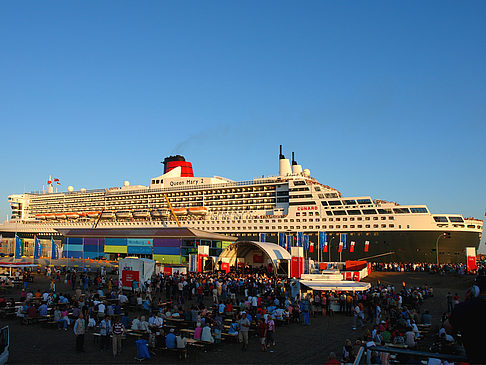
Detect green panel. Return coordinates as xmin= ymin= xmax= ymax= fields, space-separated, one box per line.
xmin=222 ymin=241 xmax=232 ymax=249
xmin=104 ymin=245 xmax=127 ymax=254
xmin=153 ymin=254 xmax=181 ymax=265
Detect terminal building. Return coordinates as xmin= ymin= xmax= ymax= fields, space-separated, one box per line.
xmin=56 ymin=227 xmax=235 ymax=264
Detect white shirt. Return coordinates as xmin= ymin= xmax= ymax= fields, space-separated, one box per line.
xmin=98 ymin=303 xmax=106 ymax=314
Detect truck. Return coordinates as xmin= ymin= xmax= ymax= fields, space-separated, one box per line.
xmin=118 ymin=257 xmax=155 ymax=290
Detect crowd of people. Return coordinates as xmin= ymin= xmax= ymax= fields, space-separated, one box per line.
xmin=0 ymin=263 xmax=483 ymax=364
xmin=372 ymin=261 xmax=486 ymax=275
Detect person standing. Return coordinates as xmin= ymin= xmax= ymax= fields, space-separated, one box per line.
xmin=112 ymin=317 xmax=126 ymax=358
xmin=74 ymin=313 xmax=86 ymax=352
xmin=238 ymin=312 xmax=251 ymax=351
xmin=100 ymin=315 xmax=112 ymax=351
xmin=266 ymin=316 xmax=276 ymax=348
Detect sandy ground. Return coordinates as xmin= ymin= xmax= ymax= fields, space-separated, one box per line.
xmin=0 ymin=271 xmax=474 ymax=364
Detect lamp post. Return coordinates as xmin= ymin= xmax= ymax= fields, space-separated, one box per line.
xmin=436 ymin=232 xmax=446 ymax=265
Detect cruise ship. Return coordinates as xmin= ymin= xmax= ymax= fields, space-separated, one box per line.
xmin=1 ymin=146 xmax=483 ymax=263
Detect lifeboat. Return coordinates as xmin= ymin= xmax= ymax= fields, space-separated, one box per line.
xmin=116 ymin=210 xmax=132 ymax=219
xmin=151 ymin=209 xmax=169 ymax=218
xmin=100 ymin=211 xmax=115 ymax=219
xmin=35 ymin=214 xmax=46 ymax=220
xmin=172 ymin=207 xmax=187 ymax=216
xmin=133 ymin=210 xmax=150 ymax=219
xmin=188 ymin=206 xmax=208 ymax=216
xmin=79 ymin=212 xmax=87 ymax=218
xmin=65 ymin=212 xmax=80 ymax=219
xmin=87 ymin=211 xmax=101 ymax=219
xmin=45 ymin=213 xmax=56 ymax=220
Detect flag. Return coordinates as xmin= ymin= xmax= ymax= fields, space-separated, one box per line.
xmin=34 ymin=236 xmax=41 ymax=259
xmin=318 ymin=232 xmax=327 ymax=252
xmin=54 ymin=178 xmax=59 ymax=181
xmin=278 ymin=232 xmax=285 ymax=248
xmin=350 ymin=241 xmax=355 ymax=253
xmin=297 ymin=232 xmax=304 ymax=248
xmin=286 ymin=235 xmax=292 ymax=251
xmin=51 ymin=238 xmax=59 ymax=260
xmin=340 ymin=233 xmax=347 ymax=249
xmin=364 ymin=240 xmax=370 ymax=252
xmin=338 ymin=241 xmax=343 ymax=253
xmin=14 ymin=235 xmax=23 ymax=259
xmin=309 ymin=240 xmax=314 ymax=253
xmin=259 ymin=233 xmax=267 ymax=242
xmin=303 ymin=235 xmax=309 ymax=251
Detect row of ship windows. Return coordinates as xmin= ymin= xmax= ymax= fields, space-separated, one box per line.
xmin=196 ymin=223 xmax=402 ymax=230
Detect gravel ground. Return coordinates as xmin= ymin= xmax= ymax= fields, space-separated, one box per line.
xmin=0 ymin=271 xmax=473 ymax=364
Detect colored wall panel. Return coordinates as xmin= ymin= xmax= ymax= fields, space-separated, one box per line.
xmin=84 ymin=238 xmax=99 ymax=245
xmin=127 ymin=238 xmax=151 ymax=246
xmin=84 ymin=252 xmax=102 ymax=259
xmin=67 ymin=237 xmax=83 ymax=245
xmin=127 ymin=246 xmax=153 ymax=255
xmin=105 ymin=238 xmax=127 ymax=246
xmin=153 ymin=246 xmax=180 ymax=255
xmin=153 ymin=239 xmax=180 ymax=247
xmin=104 ymin=245 xmax=127 ymax=254
xmin=64 ymin=244 xmax=83 ymax=252
xmin=84 ymin=244 xmax=99 ymax=252
xmin=65 ymin=251 xmax=83 ymax=259
xmin=153 ymin=254 xmax=181 ymax=264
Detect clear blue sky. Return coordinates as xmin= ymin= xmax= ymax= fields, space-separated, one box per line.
xmin=1 ymin=1 xmax=485 ymax=246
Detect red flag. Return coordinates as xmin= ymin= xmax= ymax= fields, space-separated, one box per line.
xmin=54 ymin=178 xmax=59 ymax=182
xmin=350 ymin=241 xmax=355 ymax=253
xmin=323 ymin=242 xmax=328 ymax=253
xmin=338 ymin=242 xmax=343 ymax=253
xmin=47 ymin=180 xmax=52 ymax=184
xmin=309 ymin=241 xmax=314 ymax=253
xmin=364 ymin=240 xmax=369 ymax=252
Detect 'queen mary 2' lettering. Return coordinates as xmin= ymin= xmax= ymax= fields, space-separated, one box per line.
xmin=297 ymin=206 xmax=318 ymax=211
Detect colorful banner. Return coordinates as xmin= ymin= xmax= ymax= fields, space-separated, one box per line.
xmin=318 ymin=232 xmax=327 ymax=251
xmin=350 ymin=241 xmax=355 ymax=253
xmin=303 ymin=235 xmax=309 ymax=251
xmin=51 ymin=239 xmax=59 ymax=260
xmin=286 ymin=235 xmax=292 ymax=251
xmin=259 ymin=233 xmax=267 ymax=242
xmin=14 ymin=235 xmax=23 ymax=259
xmin=297 ymin=232 xmax=304 ymax=248
xmin=364 ymin=240 xmax=370 ymax=252
xmin=309 ymin=240 xmax=314 ymax=253
xmin=340 ymin=233 xmax=347 ymax=250
xmin=338 ymin=241 xmax=343 ymax=253
xmin=278 ymin=232 xmax=285 ymax=248
xmin=34 ymin=236 xmax=41 ymax=259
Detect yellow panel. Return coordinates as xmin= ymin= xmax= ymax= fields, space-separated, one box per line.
xmin=104 ymin=245 xmax=127 ymax=254
xmin=153 ymin=254 xmax=181 ymax=265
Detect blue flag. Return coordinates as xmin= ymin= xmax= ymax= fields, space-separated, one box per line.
xmin=14 ymin=235 xmax=23 ymax=259
xmin=304 ymin=235 xmax=310 ymax=251
xmin=259 ymin=233 xmax=267 ymax=242
xmin=51 ymin=239 xmax=59 ymax=260
xmin=286 ymin=235 xmax=292 ymax=251
xmin=297 ymin=232 xmax=304 ymax=247
xmin=34 ymin=236 xmax=41 ymax=259
xmin=340 ymin=233 xmax=347 ymax=249
xmin=318 ymin=232 xmax=327 ymax=250
xmin=278 ymin=232 xmax=285 ymax=248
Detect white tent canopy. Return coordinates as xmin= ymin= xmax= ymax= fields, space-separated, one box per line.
xmin=299 ymin=280 xmax=371 ymax=292
xmin=217 ymin=241 xmax=291 ymax=275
